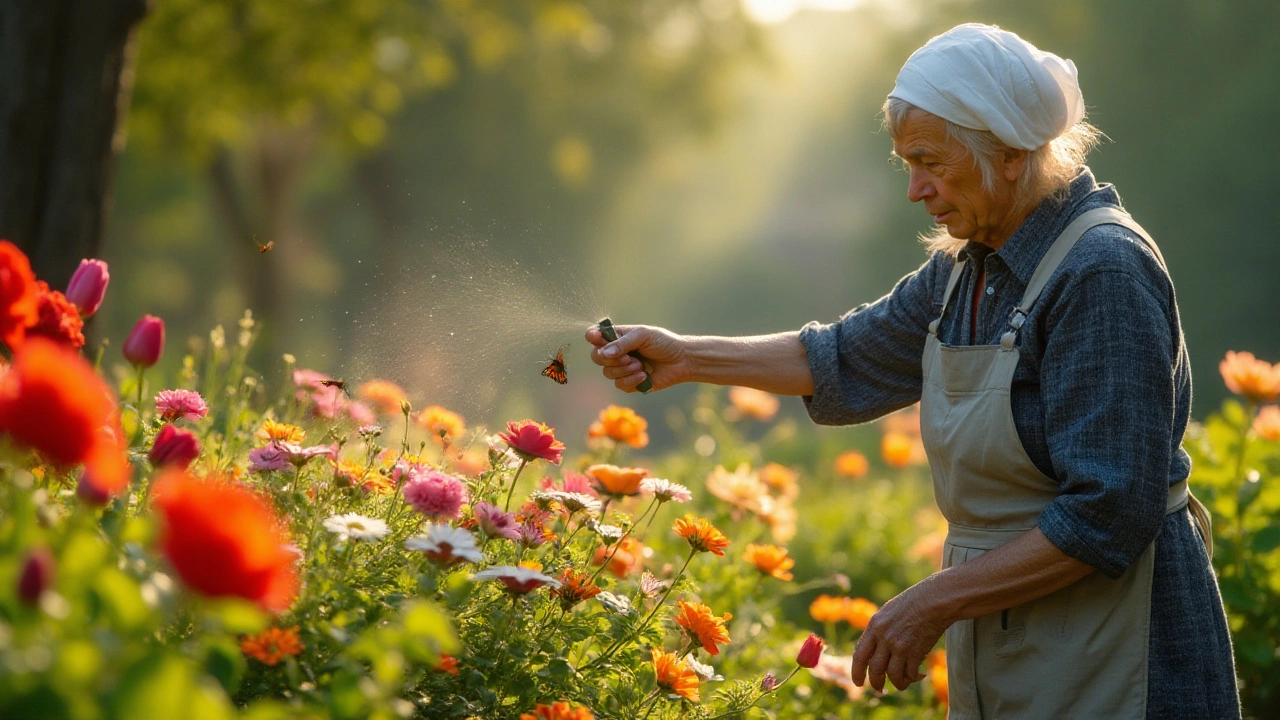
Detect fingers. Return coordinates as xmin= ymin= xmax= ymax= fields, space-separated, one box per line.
xmin=886 ymin=656 xmax=910 ymax=691
xmin=850 ymin=633 xmax=875 ymax=686
xmin=601 ymin=358 xmax=644 ymax=381
xmin=865 ymin=645 xmax=891 ymax=693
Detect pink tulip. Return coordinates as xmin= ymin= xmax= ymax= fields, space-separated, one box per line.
xmin=64 ymin=259 xmax=109 ymax=317
xmin=149 ymin=424 xmax=201 ymax=469
xmin=122 ymin=315 xmax=164 ymax=368
xmin=17 ymin=548 xmax=55 ymax=605
xmin=796 ymin=633 xmax=825 ymax=669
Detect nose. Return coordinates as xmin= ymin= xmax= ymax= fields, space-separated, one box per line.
xmin=907 ymin=166 xmax=934 ymax=203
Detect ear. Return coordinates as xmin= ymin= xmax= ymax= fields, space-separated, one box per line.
xmin=1001 ymin=147 xmax=1029 ymax=182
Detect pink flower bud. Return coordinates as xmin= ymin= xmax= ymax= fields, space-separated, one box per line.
xmin=796 ymin=633 xmax=825 ymax=669
xmin=760 ymin=672 xmax=779 ymax=692
xmin=149 ymin=424 xmax=200 ymax=469
xmin=122 ymin=315 xmax=164 ymax=368
xmin=64 ymin=259 xmax=109 ymax=317
xmin=18 ymin=548 xmax=55 ymax=605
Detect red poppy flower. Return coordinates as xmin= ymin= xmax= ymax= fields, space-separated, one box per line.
xmin=0 ymin=338 xmax=128 ymax=494
xmin=151 ymin=470 xmax=299 ymax=612
xmin=0 ymin=241 xmax=40 ymax=350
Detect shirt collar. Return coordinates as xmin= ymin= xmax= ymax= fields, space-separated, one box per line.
xmin=961 ymin=167 xmax=1121 ymax=285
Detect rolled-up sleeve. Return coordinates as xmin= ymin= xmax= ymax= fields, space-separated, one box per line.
xmin=798 ymin=256 xmax=947 ymax=425
xmin=1036 ymin=266 xmax=1178 ymax=578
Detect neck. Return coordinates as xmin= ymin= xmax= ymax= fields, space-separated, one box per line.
xmin=975 ymin=206 xmax=1031 ymax=251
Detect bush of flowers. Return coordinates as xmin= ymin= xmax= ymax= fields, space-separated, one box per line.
xmin=0 ymin=239 xmax=1273 ymax=718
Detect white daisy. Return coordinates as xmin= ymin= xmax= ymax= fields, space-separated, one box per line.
xmin=685 ymin=655 xmax=723 ymax=682
xmin=471 ymin=566 xmax=561 ymax=595
xmin=323 ymin=513 xmax=389 ymax=541
xmin=588 ymin=520 xmax=626 ymax=541
xmin=640 ymin=477 xmax=692 ymax=503
xmin=405 ymin=524 xmax=485 ymax=565
xmin=544 ymin=490 xmax=602 ymax=517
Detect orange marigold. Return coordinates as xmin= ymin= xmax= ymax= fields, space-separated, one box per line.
xmin=809 ymin=594 xmax=846 ymax=624
xmin=927 ymin=649 xmax=948 ymax=706
xmin=587 ymin=404 xmax=649 ymax=448
xmin=357 ymin=379 xmax=408 ymax=416
xmin=727 ymin=386 xmax=779 ymax=421
xmin=675 ymin=600 xmax=732 ymax=655
xmin=256 ymin=419 xmax=305 ymax=443
xmin=881 ymin=432 xmax=914 ymax=468
xmin=651 ymin=648 xmax=700 ymax=702
xmin=416 ymin=405 xmax=466 ymax=444
xmin=673 ymin=515 xmax=730 ymax=556
xmin=521 ymin=702 xmax=595 ymax=720
xmin=759 ymin=462 xmax=799 ymax=499
xmin=585 ymin=463 xmax=648 ymax=497
xmin=552 ymin=567 xmax=602 ymax=611
xmin=743 ymin=543 xmax=795 ymax=581
xmin=834 ymin=450 xmax=869 ymax=479
xmin=591 ymin=536 xmax=645 ymax=578
xmin=26 ymin=281 xmax=85 ymax=350
xmin=0 ymin=240 xmax=39 ymax=350
xmin=1220 ymin=351 xmax=1280 ymax=404
xmin=845 ymin=597 xmax=878 ymax=630
xmin=241 ymin=626 xmax=303 ymax=666
xmin=1255 ymin=405 xmax=1280 ymax=442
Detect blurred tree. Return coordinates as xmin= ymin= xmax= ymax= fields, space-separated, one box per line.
xmin=123 ymin=0 xmax=760 ymax=357
xmin=0 ymin=0 xmax=149 ymax=288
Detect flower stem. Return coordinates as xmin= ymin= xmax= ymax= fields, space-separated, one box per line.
xmin=503 ymin=458 xmax=529 ymax=512
xmin=587 ymin=549 xmax=696 ymax=671
xmin=588 ymin=498 xmax=657 ymax=585
xmin=701 ymin=666 xmax=801 ymax=720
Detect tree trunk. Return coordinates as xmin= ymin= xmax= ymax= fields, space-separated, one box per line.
xmin=0 ymin=0 xmax=148 ymax=288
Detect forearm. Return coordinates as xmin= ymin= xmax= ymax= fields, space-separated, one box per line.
xmin=682 ymin=331 xmax=815 ymax=396
xmin=925 ymin=527 xmax=1094 ymax=625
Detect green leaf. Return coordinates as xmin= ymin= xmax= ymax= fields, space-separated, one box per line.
xmin=204 ymin=639 xmax=246 ymax=695
xmin=108 ymin=652 xmax=233 ymax=720
xmin=93 ymin=568 xmax=149 ymax=633
xmin=1250 ymin=525 xmax=1280 ymax=554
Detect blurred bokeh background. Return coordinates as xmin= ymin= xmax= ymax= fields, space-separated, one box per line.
xmin=61 ymin=0 xmax=1280 ymax=442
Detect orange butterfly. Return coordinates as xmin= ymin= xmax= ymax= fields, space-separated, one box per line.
xmin=541 ymin=346 xmax=568 ymax=385
xmin=253 ymin=235 xmax=275 ymax=253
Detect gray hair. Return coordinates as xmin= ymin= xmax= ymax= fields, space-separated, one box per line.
xmin=882 ymin=97 xmax=1104 ymax=254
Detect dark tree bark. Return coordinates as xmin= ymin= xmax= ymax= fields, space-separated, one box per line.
xmin=0 ymin=0 xmax=148 ymax=288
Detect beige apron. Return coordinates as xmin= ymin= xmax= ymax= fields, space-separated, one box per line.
xmin=919 ymin=207 xmax=1199 ymax=719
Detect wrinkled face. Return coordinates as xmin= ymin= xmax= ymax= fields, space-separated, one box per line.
xmin=892 ymin=109 xmax=1023 ymax=248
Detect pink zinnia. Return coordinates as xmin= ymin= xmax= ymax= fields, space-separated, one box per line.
xmin=403 ymin=469 xmax=468 ymax=520
xmin=539 ymin=470 xmax=598 ymax=497
xmin=472 ymin=501 xmax=521 ymax=541
xmin=498 ymin=419 xmax=565 ymax=465
xmin=155 ymin=389 xmax=209 ymax=422
xmin=248 ymin=444 xmax=292 ymax=473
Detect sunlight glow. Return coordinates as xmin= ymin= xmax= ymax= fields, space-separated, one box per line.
xmin=741 ymin=0 xmax=866 ymax=25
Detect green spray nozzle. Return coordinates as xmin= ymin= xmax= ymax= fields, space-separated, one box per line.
xmin=596 ymin=318 xmax=653 ymax=394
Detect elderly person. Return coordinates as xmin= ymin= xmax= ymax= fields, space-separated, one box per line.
xmin=586 ymin=23 xmax=1239 ymax=719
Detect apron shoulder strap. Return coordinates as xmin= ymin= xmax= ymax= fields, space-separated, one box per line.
xmin=999 ymin=206 xmax=1166 ymax=349
xmin=928 ymin=257 xmax=967 ymax=336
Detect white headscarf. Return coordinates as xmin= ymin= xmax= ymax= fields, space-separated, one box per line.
xmin=888 ymin=23 xmax=1085 ymax=151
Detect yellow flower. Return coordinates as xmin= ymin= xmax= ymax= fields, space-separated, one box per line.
xmin=416 ymin=405 xmax=466 ymax=444
xmin=587 ymin=405 xmax=649 ymax=448
xmin=743 ymin=543 xmax=794 ymax=581
xmin=356 ymin=379 xmax=408 ymax=416
xmin=241 ymin=626 xmax=303 ymax=666
xmin=256 ymin=419 xmax=304 ymax=443
xmin=651 ymin=648 xmax=700 ymax=702
xmin=673 ymin=515 xmax=731 ymax=556
xmin=834 ymin=451 xmax=869 ymax=479
xmin=1255 ymin=405 xmax=1280 ymax=442
xmin=728 ymin=386 xmax=780 ymax=421
xmin=1220 ymin=351 xmax=1280 ymax=403
xmin=674 ymin=600 xmax=733 ymax=655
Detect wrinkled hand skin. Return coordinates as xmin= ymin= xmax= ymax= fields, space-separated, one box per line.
xmin=851 ymin=580 xmax=950 ymax=692
xmin=584 ymin=324 xmax=689 ymax=393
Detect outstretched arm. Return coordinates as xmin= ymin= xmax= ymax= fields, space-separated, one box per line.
xmin=585 ymin=325 xmax=814 ymax=396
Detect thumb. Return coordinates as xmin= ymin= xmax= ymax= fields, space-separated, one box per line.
xmin=601 ymin=325 xmax=646 ymax=358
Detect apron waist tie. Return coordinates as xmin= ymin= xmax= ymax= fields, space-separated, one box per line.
xmin=946 ymin=480 xmax=1191 ymax=552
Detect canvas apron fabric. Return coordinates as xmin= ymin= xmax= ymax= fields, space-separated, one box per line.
xmin=920 ymin=207 xmax=1197 ymax=719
